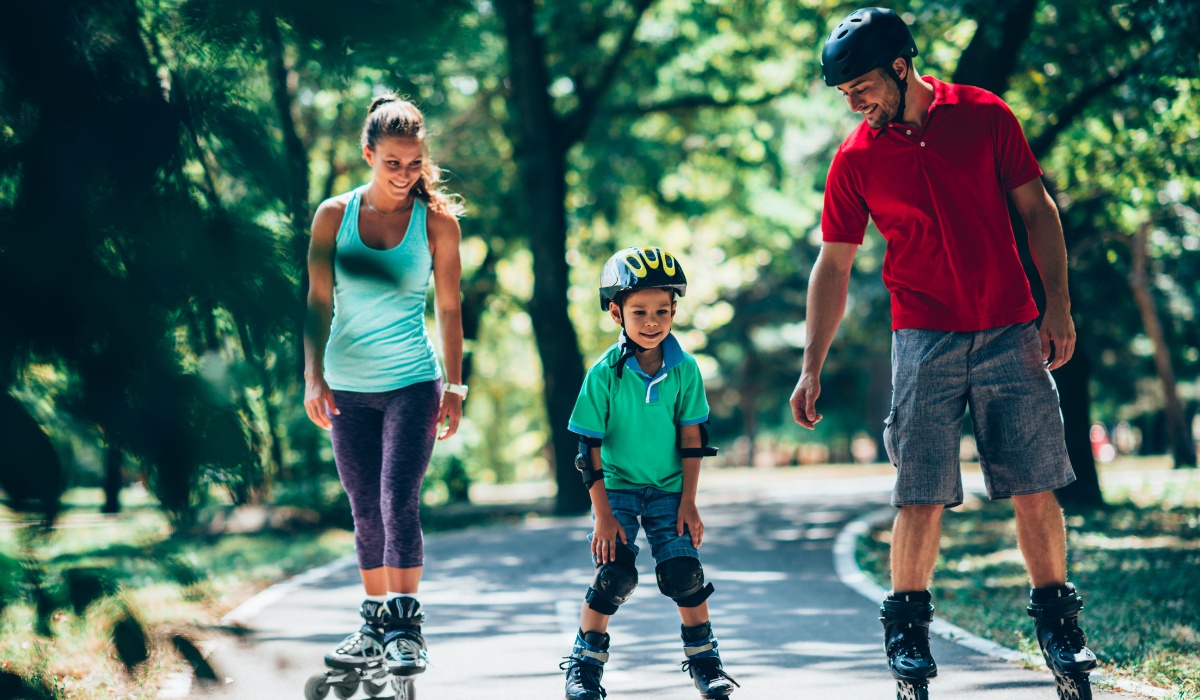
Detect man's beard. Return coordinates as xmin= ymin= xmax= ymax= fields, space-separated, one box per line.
xmin=867 ymin=81 xmax=903 ymax=129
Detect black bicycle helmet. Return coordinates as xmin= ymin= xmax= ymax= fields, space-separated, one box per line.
xmin=598 ymin=246 xmax=687 ymax=311
xmin=820 ymin=8 xmax=918 ymax=87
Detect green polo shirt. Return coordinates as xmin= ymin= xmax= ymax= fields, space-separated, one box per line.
xmin=568 ymin=333 xmax=710 ymax=492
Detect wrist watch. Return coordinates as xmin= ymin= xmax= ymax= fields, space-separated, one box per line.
xmin=445 ymin=383 xmax=469 ymax=400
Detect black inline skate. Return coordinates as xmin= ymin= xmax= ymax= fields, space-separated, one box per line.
xmin=561 ymin=629 xmax=610 ymax=700
xmin=1028 ymin=583 xmax=1097 ymax=700
xmin=680 ymin=621 xmax=739 ymax=699
xmin=304 ymin=599 xmax=392 ymax=700
xmin=383 ymin=596 xmax=426 ymax=699
xmin=880 ymin=592 xmax=938 ymax=700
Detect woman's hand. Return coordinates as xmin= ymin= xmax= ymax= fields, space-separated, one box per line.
xmin=591 ymin=511 xmax=628 ymax=564
xmin=436 ymin=390 xmax=463 ymax=441
xmin=304 ymin=376 xmax=339 ymax=430
xmin=677 ymin=500 xmax=704 ymax=548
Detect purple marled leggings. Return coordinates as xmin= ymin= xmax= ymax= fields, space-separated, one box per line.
xmin=329 ymin=380 xmax=441 ymax=570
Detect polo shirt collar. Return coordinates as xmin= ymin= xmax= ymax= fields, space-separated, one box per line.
xmin=867 ymin=76 xmax=957 ymax=139
xmin=619 ymin=331 xmax=684 ymax=379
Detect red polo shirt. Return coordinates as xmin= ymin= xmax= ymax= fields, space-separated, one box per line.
xmin=821 ymin=77 xmax=1042 ymax=332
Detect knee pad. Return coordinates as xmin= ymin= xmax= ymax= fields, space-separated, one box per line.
xmin=656 ymin=556 xmax=714 ymax=608
xmin=585 ymin=545 xmax=638 ymax=615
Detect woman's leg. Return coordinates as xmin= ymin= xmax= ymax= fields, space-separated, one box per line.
xmin=379 ymin=381 xmax=441 ymax=587
xmin=328 ymin=391 xmax=388 ymax=596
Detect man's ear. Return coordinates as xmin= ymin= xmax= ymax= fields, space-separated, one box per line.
xmin=609 ymin=301 xmax=623 ymax=325
xmin=892 ymin=57 xmax=908 ymax=81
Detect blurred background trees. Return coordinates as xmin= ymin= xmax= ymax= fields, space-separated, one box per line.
xmin=2 ymin=0 xmax=1199 ymax=524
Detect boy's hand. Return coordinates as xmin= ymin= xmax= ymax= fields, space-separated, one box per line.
xmin=677 ymin=500 xmax=704 ymax=548
xmin=592 ymin=511 xmax=628 ymax=564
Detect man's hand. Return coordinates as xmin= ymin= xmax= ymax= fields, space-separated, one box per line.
xmin=790 ymin=371 xmax=824 ymax=429
xmin=677 ymin=500 xmax=704 ymax=548
xmin=1039 ymin=306 xmax=1076 ymax=371
xmin=592 ymin=511 xmax=628 ymax=564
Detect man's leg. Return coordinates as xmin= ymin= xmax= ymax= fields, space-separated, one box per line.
xmin=1012 ymin=490 xmax=1067 ymax=587
xmin=890 ymin=505 xmax=943 ymax=592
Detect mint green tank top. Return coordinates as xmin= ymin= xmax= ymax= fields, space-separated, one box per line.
xmin=323 ymin=185 xmax=442 ymax=392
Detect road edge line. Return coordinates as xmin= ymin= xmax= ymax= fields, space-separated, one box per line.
xmin=220 ymin=554 xmax=357 ymax=626
xmin=832 ymin=506 xmax=1169 ymax=699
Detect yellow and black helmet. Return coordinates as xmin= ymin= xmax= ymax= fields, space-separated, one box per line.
xmin=598 ymin=246 xmax=687 ymax=311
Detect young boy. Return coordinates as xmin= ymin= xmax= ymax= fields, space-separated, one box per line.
xmin=560 ymin=247 xmax=739 ymax=700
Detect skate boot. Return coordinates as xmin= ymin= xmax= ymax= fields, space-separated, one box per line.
xmin=680 ymin=621 xmax=739 ymax=699
xmin=384 ymin=596 xmax=428 ymax=677
xmin=1028 ymin=584 xmax=1097 ymax=700
xmin=304 ymin=600 xmax=390 ymax=700
xmin=560 ymin=629 xmax=610 ymax=700
xmin=880 ymin=591 xmax=937 ymax=700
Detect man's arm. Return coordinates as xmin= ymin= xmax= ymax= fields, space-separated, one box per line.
xmin=790 ymin=241 xmax=859 ymax=428
xmin=1009 ymin=178 xmax=1075 ymax=370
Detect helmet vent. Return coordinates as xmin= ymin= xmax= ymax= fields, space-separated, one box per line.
xmin=838 ymin=29 xmax=848 ymax=38
xmin=851 ymin=17 xmax=862 ymax=22
xmin=835 ymin=50 xmax=849 ymax=61
xmin=840 ymin=64 xmax=857 ymax=77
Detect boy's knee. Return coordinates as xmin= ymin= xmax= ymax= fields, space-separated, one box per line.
xmin=585 ymin=545 xmax=638 ymax=615
xmin=656 ymin=556 xmax=714 ymax=608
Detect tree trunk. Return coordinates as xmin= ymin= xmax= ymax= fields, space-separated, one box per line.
xmin=1128 ymin=222 xmax=1196 ymax=467
xmin=260 ymin=11 xmax=312 ymax=381
xmin=950 ymin=0 xmax=1038 ymax=95
xmin=102 ymin=439 xmax=123 ymax=514
xmin=953 ymin=1 xmax=1105 ymax=505
xmin=499 ymin=0 xmax=589 ymax=514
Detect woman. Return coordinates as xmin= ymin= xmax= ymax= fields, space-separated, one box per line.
xmin=303 ymin=94 xmax=465 ymax=683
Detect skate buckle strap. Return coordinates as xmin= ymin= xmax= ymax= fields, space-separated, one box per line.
xmin=1027 ymin=592 xmax=1084 ymax=621
xmin=683 ymin=633 xmax=719 ymax=660
xmin=571 ymin=637 xmax=610 ymax=666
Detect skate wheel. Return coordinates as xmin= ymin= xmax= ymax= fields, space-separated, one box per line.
xmin=364 ymin=677 xmax=390 ymax=697
xmin=331 ymin=675 xmax=359 ymax=699
xmin=896 ymin=680 xmax=929 ymax=700
xmin=1054 ymin=673 xmax=1092 ymax=700
xmin=304 ymin=674 xmax=331 ymax=700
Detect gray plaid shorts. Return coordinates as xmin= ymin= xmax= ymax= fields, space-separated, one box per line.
xmin=882 ymin=321 xmax=1075 ymax=507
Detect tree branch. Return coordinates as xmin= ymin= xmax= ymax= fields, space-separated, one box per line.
xmin=608 ymin=89 xmax=788 ymax=115
xmin=560 ymin=0 xmax=656 ymax=147
xmin=1029 ymin=64 xmax=1136 ymax=160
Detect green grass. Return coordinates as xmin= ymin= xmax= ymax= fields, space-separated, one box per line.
xmin=856 ymin=477 xmax=1200 ymax=697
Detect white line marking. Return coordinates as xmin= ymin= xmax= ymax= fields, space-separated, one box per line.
xmin=220 ymin=555 xmax=357 ymax=626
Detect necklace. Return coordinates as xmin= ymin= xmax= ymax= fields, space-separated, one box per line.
xmin=364 ymin=186 xmax=414 ymax=218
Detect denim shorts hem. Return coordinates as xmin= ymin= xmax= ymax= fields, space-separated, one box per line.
xmin=890 ymin=498 xmax=964 ymax=508
xmin=986 ymin=475 xmax=1076 ymax=500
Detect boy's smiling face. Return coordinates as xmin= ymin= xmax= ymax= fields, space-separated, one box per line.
xmin=611 ymin=287 xmax=676 ymax=349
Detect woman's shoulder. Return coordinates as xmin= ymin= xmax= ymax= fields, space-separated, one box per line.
xmin=424 ymin=203 xmax=462 ymax=240
xmin=316 ymin=190 xmax=359 ymax=218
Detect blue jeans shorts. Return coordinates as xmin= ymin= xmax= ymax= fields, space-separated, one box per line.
xmin=883 ymin=321 xmax=1076 ymax=508
xmin=588 ymin=487 xmax=698 ymax=567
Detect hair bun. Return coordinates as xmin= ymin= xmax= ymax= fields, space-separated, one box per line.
xmin=368 ymin=95 xmax=399 ymax=114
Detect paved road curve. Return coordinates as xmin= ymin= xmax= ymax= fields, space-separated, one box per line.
xmin=209 ymin=473 xmax=1121 ymax=700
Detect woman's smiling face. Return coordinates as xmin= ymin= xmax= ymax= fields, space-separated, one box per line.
xmin=611 ymin=287 xmax=676 ymax=349
xmin=363 ymin=136 xmax=424 ymax=200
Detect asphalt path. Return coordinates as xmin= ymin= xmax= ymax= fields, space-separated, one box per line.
xmin=208 ymin=471 xmax=1123 ymax=700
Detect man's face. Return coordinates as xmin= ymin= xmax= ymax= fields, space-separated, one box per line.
xmin=610 ymin=288 xmax=676 ymax=350
xmin=837 ymin=66 xmax=903 ymax=130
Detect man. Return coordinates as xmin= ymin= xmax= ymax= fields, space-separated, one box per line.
xmin=790 ymin=7 xmax=1099 ymax=698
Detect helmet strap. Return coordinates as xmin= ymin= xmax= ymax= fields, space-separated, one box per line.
xmin=883 ymin=61 xmax=909 ymax=128
xmin=610 ymin=311 xmax=649 ymax=379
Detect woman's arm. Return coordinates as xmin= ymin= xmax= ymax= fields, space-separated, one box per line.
xmin=428 ymin=209 xmax=464 ymax=440
xmin=303 ymin=199 xmax=344 ymax=429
